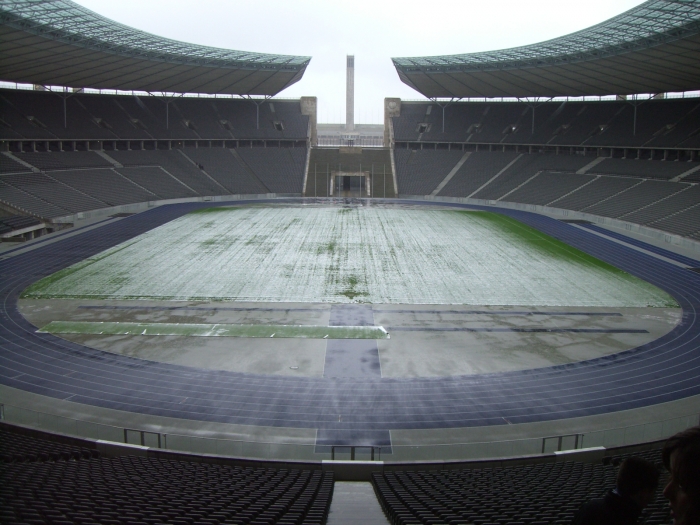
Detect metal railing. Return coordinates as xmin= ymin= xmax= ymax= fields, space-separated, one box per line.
xmin=0 ymin=401 xmax=697 ymax=462
xmin=542 ymin=433 xmax=582 ymax=453
xmin=124 ymin=428 xmax=163 ymax=448
xmin=330 ymin=446 xmax=382 ymax=461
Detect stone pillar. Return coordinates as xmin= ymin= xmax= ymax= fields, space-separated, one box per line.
xmin=384 ymin=98 xmax=401 ymax=148
xmin=346 ymin=55 xmax=354 ymax=132
xmin=300 ymin=96 xmax=317 ymax=146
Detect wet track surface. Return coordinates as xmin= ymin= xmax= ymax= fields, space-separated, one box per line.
xmin=1 ymin=199 xmax=700 ymax=446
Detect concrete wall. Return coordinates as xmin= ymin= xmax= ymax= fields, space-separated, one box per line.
xmin=47 ymin=194 xmax=301 ymax=224
xmin=0 ymin=421 xmax=666 ymax=480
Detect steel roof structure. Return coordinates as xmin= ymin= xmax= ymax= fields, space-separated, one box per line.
xmin=393 ymin=0 xmax=700 ymax=98
xmin=0 ymin=0 xmax=311 ymax=96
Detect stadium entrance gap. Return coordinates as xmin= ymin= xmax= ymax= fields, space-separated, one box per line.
xmin=330 ymin=170 xmax=370 ymax=197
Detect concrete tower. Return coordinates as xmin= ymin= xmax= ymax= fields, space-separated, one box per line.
xmin=346 ymin=55 xmax=354 ymax=132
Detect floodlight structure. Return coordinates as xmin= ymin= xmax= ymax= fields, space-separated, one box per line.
xmin=392 ymin=0 xmax=700 ymax=99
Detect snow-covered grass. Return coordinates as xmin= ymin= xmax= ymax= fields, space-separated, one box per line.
xmin=38 ymin=321 xmax=389 ymax=339
xmin=23 ymin=207 xmax=676 ymax=307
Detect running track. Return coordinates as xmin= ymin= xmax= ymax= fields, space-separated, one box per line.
xmin=1 ymin=199 xmax=700 ymax=441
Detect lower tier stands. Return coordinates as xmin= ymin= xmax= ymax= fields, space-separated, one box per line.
xmin=108 ymin=150 xmax=226 ymax=196
xmin=394 ymin=149 xmax=465 ymax=196
xmin=372 ymin=448 xmax=669 ymax=525
xmin=0 ymin=172 xmax=106 ymax=215
xmin=593 ymin=157 xmax=692 ymax=180
xmin=236 ymin=147 xmax=306 ymax=194
xmin=0 ymin=215 xmax=42 ymax=236
xmin=182 ymin=148 xmax=267 ymax=195
xmin=12 ymin=151 xmax=114 ymax=171
xmin=1 ymin=147 xmax=698 ymax=241
xmin=0 ymin=147 xmax=306 ymax=219
xmin=396 ymin=150 xmax=700 ymax=240
xmin=0 ymin=153 xmax=29 ymax=173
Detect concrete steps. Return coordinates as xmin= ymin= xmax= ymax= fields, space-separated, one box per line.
xmin=327 ymin=482 xmax=390 ymax=525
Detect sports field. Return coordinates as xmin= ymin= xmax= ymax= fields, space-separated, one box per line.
xmin=23 ymin=207 xmax=676 ymax=307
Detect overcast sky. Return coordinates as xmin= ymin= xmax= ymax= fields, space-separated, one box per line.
xmin=73 ymin=0 xmax=646 ymax=124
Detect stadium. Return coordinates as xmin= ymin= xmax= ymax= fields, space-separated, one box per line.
xmin=1 ymin=0 xmax=700 ymax=524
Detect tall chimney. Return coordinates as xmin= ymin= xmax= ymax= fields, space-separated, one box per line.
xmin=346 ymin=55 xmax=354 ymax=132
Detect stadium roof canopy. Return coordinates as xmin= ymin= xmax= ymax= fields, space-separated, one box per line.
xmin=0 ymin=0 xmax=311 ymax=96
xmin=392 ymin=0 xmax=700 ymax=99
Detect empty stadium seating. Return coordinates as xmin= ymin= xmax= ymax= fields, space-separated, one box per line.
xmin=0 ymin=215 xmax=42 ymax=236
xmin=393 ymin=98 xmax=700 ymax=149
xmin=0 ymin=153 xmax=29 ymax=173
xmin=394 ymin=149 xmax=465 ymax=196
xmin=0 ymin=425 xmax=99 ymax=464
xmin=0 ymin=423 xmax=334 ymax=525
xmin=0 ymin=89 xmax=310 ymax=142
xmin=12 ymin=151 xmax=114 ymax=171
xmin=0 ymin=146 xmax=307 ymax=218
xmin=372 ymin=448 xmax=670 ymax=525
xmin=236 ymin=147 xmax=306 ymax=194
xmin=181 ymin=148 xmax=267 ymax=195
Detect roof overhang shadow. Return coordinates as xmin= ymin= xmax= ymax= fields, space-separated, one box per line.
xmin=0 ymin=0 xmax=311 ymax=96
xmin=392 ymin=0 xmax=700 ymax=98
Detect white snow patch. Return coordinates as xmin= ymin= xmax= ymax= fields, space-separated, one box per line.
xmin=30 ymin=207 xmax=674 ymax=307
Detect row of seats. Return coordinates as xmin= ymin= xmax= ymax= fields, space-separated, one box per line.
xmin=372 ymin=447 xmax=670 ymax=525
xmin=0 ymin=425 xmax=99 ymax=464
xmin=0 ymin=214 xmax=42 ymax=235
xmin=1 ymin=420 xmax=670 ymax=525
xmin=0 ymin=423 xmax=333 ymax=525
xmin=2 ymin=457 xmax=334 ymax=525
xmin=0 ymin=89 xmax=309 ymax=141
xmin=393 ymin=98 xmax=700 ymax=148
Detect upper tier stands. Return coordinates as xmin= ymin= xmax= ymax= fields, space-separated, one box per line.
xmin=393 ymin=98 xmax=700 ymax=149
xmin=395 ymin=150 xmax=700 ymax=240
xmin=372 ymin=447 xmax=669 ymax=525
xmin=0 ymin=89 xmax=309 ymax=141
